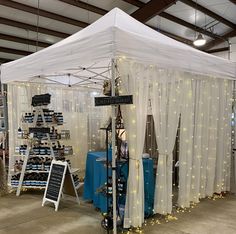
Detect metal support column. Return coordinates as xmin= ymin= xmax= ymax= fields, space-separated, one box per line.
xmin=233 ymin=81 xmax=236 ymax=184
xmin=111 ymin=59 xmax=117 ymax=234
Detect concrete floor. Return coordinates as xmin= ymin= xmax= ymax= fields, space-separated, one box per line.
xmin=0 ymin=191 xmax=236 ymax=234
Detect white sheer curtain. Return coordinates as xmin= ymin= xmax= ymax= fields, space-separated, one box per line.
xmin=118 ymin=63 xmax=233 ymax=217
xmin=150 ymin=68 xmax=181 ymax=215
xmin=118 ymin=60 xmax=149 ymax=228
xmin=179 ymin=77 xmax=218 ymax=205
xmin=178 ymin=77 xmax=194 ymax=208
xmin=178 ymin=76 xmax=233 ymax=206
xmin=7 ymin=83 xmax=109 ymax=183
xmin=188 ymin=79 xmax=204 ymax=202
xmin=199 ymin=79 xmax=218 ymax=198
xmin=214 ymin=80 xmax=233 ymax=193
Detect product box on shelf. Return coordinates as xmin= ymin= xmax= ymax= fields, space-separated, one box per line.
xmin=64 ymin=146 xmax=73 ymax=155
xmin=61 ymin=130 xmax=70 ymax=139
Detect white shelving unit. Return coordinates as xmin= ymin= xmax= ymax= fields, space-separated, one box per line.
xmin=75 ymin=182 xmax=84 ymax=190
xmin=12 ymin=186 xmax=46 ymax=189
xmin=15 ymin=106 xmax=56 ymax=196
xmin=11 ymin=104 xmax=78 ymax=196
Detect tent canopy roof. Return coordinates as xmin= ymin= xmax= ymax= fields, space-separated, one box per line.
xmin=1 ymin=8 xmax=236 ymax=86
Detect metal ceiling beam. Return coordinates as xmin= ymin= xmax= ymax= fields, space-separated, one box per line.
xmin=0 ymin=57 xmax=12 ymax=64
xmin=58 ymin=0 xmax=107 ymax=15
xmin=61 ymin=0 xmax=193 ymax=45
xmin=149 ymin=26 xmax=193 ymax=45
xmin=123 ymin=0 xmax=220 ymax=39
xmin=0 ymin=33 xmax=51 ymax=47
xmin=229 ymin=0 xmax=236 ymax=4
xmin=203 ymin=29 xmax=236 ymax=50
xmin=160 ymin=12 xmax=219 ymax=39
xmin=159 ymin=30 xmax=193 ymax=45
xmin=180 ymin=0 xmax=236 ymax=29
xmin=0 ymin=16 xmax=192 ymax=60
xmin=206 ymin=47 xmax=229 ymax=54
xmin=0 ymin=0 xmax=89 ymax=28
xmin=0 ymin=0 xmax=194 ymax=63
xmin=0 ymin=17 xmax=70 ymax=38
xmin=123 ymin=0 xmax=144 ymax=7
xmin=131 ymin=0 xmax=177 ymax=22
xmin=0 ymin=46 xmax=32 ymax=56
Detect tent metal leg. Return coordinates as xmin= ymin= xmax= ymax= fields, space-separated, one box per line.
xmin=111 ymin=58 xmax=117 ymax=234
xmin=233 ymin=80 xmax=236 ymax=184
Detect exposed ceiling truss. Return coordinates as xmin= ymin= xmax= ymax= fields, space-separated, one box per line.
xmin=0 ymin=33 xmax=51 ymax=48
xmin=0 ymin=57 xmax=12 ymax=63
xmin=0 ymin=16 xmax=70 ymax=38
xmin=203 ymin=29 xmax=236 ymax=50
xmin=123 ymin=0 xmax=234 ymax=41
xmin=0 ymin=0 xmax=88 ymax=28
xmin=58 ymin=0 xmax=107 ymax=15
xmin=0 ymin=46 xmax=32 ymax=56
xmin=159 ymin=12 xmax=219 ymax=39
xmin=207 ymin=46 xmax=229 ymax=54
xmin=122 ymin=0 xmax=143 ymax=8
xmin=123 ymin=0 xmax=236 ymax=51
xmin=179 ymin=0 xmax=236 ymax=29
xmin=58 ymin=0 xmax=192 ymax=45
xmin=0 ymin=0 xmax=235 ymax=64
xmin=131 ymin=0 xmax=177 ymax=22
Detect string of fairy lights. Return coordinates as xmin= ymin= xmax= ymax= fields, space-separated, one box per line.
xmin=6 ymin=57 xmax=234 ymax=232
xmin=7 ymin=82 xmax=110 ymax=183
xmin=117 ymin=58 xmax=233 ymax=229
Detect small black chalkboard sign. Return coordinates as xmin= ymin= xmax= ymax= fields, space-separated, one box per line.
xmin=42 ymin=160 xmax=67 ymax=211
xmin=42 ymin=160 xmax=80 ymax=211
xmin=45 ymin=163 xmax=65 ymax=201
xmin=32 ymin=93 xmax=51 ymax=107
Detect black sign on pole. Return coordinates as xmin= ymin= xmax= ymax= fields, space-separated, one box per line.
xmin=29 ymin=127 xmax=50 ymax=134
xmin=95 ymin=95 xmax=133 ymax=106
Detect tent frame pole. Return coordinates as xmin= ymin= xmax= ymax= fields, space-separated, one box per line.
xmin=111 ymin=58 xmax=117 ymax=234
xmin=233 ymin=80 xmax=236 ymax=184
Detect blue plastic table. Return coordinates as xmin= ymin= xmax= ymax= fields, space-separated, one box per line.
xmin=83 ymin=151 xmax=155 ymax=217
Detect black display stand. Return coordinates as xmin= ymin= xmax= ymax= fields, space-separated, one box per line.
xmin=100 ymin=121 xmax=128 ymax=232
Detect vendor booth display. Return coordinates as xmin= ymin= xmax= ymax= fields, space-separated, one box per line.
xmin=1 ymin=8 xmax=236 ymax=233
xmin=7 ymin=84 xmax=108 ymax=174
xmin=11 ymin=93 xmax=78 ymax=196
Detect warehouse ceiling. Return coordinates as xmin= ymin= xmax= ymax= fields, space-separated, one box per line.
xmin=0 ymin=0 xmax=235 ymax=64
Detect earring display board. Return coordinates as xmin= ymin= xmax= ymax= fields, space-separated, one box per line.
xmin=42 ymin=160 xmax=79 ymax=211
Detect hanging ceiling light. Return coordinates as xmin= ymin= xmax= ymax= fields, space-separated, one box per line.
xmin=193 ymin=33 xmax=206 ymax=46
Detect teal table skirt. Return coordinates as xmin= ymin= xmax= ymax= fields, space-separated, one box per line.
xmin=83 ymin=151 xmax=155 ymax=217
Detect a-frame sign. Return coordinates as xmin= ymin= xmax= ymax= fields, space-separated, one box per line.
xmin=42 ymin=160 xmax=79 ymax=211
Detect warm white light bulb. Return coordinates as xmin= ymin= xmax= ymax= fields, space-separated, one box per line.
xmin=193 ymin=34 xmax=206 ymax=47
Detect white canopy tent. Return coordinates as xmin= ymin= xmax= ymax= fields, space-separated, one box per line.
xmin=1 ymin=7 xmax=236 ymax=232
xmin=0 ymin=7 xmax=236 ymax=84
